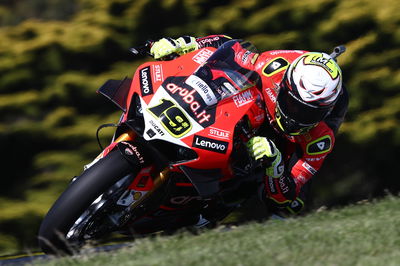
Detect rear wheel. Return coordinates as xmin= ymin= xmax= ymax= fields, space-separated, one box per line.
xmin=38 ymin=150 xmax=138 ymax=255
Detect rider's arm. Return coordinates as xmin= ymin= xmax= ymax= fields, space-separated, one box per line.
xmin=264 ymin=123 xmax=336 ymax=214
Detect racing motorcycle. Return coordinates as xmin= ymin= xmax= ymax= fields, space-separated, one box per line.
xmin=38 ymin=40 xmax=271 ymax=255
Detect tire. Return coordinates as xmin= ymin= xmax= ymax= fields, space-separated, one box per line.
xmin=38 ymin=150 xmax=136 ymax=255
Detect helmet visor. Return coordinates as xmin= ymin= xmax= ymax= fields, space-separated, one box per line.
xmin=278 ymin=80 xmax=332 ymax=124
xmin=276 ymin=80 xmax=332 ymax=135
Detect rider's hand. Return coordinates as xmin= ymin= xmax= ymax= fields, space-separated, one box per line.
xmin=175 ymin=36 xmax=198 ymax=55
xmin=150 ymin=36 xmax=198 ymax=59
xmin=247 ymin=136 xmax=284 ymax=178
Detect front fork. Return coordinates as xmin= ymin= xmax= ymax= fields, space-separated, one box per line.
xmin=93 ymin=129 xmax=172 ymax=219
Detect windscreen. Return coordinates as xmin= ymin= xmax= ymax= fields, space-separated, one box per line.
xmin=191 ymin=40 xmax=260 ymax=105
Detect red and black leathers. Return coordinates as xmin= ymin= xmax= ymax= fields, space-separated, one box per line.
xmin=193 ymin=35 xmax=349 ymax=213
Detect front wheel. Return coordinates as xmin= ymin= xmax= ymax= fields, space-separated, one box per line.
xmin=38 ymin=150 xmax=137 ymax=255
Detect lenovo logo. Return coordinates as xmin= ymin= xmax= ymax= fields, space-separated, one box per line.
xmin=139 ymin=66 xmax=153 ymax=96
xmin=192 ymin=135 xmax=228 ymax=154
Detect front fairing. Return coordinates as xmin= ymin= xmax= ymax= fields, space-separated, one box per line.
xmin=128 ymin=41 xmax=261 ymax=168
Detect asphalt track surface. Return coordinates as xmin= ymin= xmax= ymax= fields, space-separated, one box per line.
xmin=0 ymin=242 xmax=133 ymax=265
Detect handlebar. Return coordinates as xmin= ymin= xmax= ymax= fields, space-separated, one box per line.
xmin=129 ymin=40 xmax=153 ymax=56
xmin=129 ymin=40 xmax=179 ymax=60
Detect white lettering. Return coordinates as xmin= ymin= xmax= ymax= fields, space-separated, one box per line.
xmin=193 ymin=49 xmax=214 ymax=65
xmin=208 ymin=127 xmax=230 ymax=140
xmin=265 ymin=88 xmax=276 ymax=103
xmin=121 ymin=141 xmax=145 ymax=164
xmin=140 ymin=68 xmax=150 ymax=93
xmin=149 ymin=120 xmax=165 ymax=136
xmin=165 ymin=83 xmax=211 ymax=124
xmin=186 ymin=75 xmax=217 ymax=105
xmin=195 ymin=138 xmax=226 ymax=151
xmin=233 ymin=90 xmax=254 ymax=107
xmin=279 ymin=176 xmax=289 ymax=194
xmin=153 ymin=64 xmax=163 ymax=82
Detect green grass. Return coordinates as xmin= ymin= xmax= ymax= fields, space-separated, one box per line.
xmin=35 ymin=195 xmax=400 ymax=266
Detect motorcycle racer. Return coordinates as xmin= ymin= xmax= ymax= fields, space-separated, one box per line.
xmin=149 ymin=35 xmax=349 ymax=216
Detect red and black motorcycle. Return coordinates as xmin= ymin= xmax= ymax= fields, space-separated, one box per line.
xmin=38 ymin=40 xmax=268 ymax=254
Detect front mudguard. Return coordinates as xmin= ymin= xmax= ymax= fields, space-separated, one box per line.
xmin=116 ymin=141 xmax=150 ymax=168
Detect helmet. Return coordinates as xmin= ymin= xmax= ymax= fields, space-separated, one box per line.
xmin=275 ymin=52 xmax=342 ymax=135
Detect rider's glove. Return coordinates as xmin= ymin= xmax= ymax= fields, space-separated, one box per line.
xmin=150 ymin=36 xmax=198 ymax=59
xmin=175 ymin=36 xmax=198 ymax=55
xmin=247 ymin=136 xmax=284 ymax=178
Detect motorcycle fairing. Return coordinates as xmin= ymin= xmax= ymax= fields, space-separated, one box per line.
xmin=125 ymin=41 xmax=263 ymax=170
xmin=97 ymin=77 xmax=132 ymax=112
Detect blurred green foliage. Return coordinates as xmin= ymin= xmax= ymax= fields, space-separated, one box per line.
xmin=0 ymin=0 xmax=399 ymax=255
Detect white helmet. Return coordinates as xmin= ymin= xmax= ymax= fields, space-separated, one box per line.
xmin=275 ymin=52 xmax=343 ymax=135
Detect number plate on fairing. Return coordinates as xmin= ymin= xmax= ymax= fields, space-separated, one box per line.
xmin=141 ymin=83 xmax=206 ymax=147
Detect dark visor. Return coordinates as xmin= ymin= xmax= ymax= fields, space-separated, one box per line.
xmin=277 ymin=81 xmax=332 ymax=125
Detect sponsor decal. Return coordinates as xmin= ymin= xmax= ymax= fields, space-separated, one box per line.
xmin=304 ymin=54 xmax=340 ymax=79
xmin=264 ymin=87 xmax=277 ymax=103
xmin=149 ymin=120 xmax=165 ymax=136
xmin=242 ymin=50 xmax=252 ymax=64
xmin=152 ymin=64 xmax=164 ymax=83
xmin=208 ymin=127 xmax=230 ymax=140
xmin=185 ymin=75 xmax=217 ymax=105
xmin=278 ymin=176 xmax=289 ymax=194
xmin=306 ymin=135 xmax=332 ymax=155
xmin=233 ymin=90 xmax=254 ymax=107
xmin=125 ymin=148 xmax=133 ymax=156
xmin=139 ymin=66 xmax=153 ymax=96
xmin=121 ymin=141 xmax=145 ymax=164
xmin=302 ymin=161 xmax=317 ymax=175
xmin=197 ymin=36 xmax=220 ymax=47
xmin=262 ymin=57 xmax=289 ymax=77
xmin=269 ymin=50 xmax=303 ymax=55
xmin=192 ymin=135 xmax=229 ymax=154
xmin=163 ymin=77 xmax=215 ymax=127
xmin=305 ymin=156 xmax=326 ymax=162
xmin=192 ymin=49 xmax=214 ymax=65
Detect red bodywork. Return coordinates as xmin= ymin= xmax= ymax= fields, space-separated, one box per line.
xmin=97 ymin=41 xmax=267 ymax=226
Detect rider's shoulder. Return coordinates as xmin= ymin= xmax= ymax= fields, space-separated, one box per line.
xmin=292 ymin=122 xmax=335 ymax=155
xmin=261 ymin=50 xmax=308 ymax=61
xmin=255 ymin=50 xmax=308 ymax=74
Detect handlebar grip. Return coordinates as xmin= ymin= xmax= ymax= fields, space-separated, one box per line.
xmin=129 ymin=40 xmax=154 ymax=57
